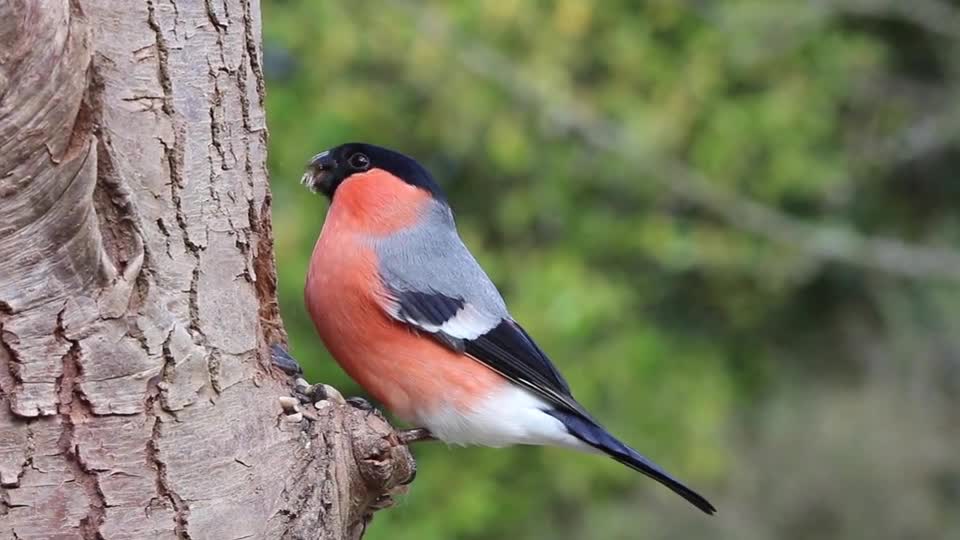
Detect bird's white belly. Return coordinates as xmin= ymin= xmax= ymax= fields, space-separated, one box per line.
xmin=417 ymin=385 xmax=590 ymax=450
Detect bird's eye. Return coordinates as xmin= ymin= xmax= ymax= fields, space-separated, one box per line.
xmin=348 ymin=153 xmax=370 ymax=170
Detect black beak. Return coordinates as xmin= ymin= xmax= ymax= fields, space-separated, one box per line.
xmin=309 ymin=150 xmax=336 ymax=170
xmin=301 ymin=151 xmax=338 ymax=196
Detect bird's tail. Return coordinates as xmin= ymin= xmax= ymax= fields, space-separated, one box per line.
xmin=547 ymin=409 xmax=716 ymax=515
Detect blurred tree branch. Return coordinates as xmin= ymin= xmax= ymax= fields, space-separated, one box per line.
xmin=402 ymin=1 xmax=960 ymax=281
xmin=823 ymin=0 xmax=960 ymax=39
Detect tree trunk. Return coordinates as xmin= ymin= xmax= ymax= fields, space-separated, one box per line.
xmin=0 ymin=1 xmax=414 ymax=538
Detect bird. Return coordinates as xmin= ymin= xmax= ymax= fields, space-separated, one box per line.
xmin=300 ymin=142 xmax=716 ymax=515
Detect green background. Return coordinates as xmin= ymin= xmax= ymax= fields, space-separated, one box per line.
xmin=263 ymin=2 xmax=960 ymax=539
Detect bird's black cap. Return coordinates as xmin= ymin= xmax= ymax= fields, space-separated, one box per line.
xmin=301 ymin=142 xmax=445 ymax=201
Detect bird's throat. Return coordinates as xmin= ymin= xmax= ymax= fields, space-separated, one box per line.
xmin=327 ymin=169 xmax=430 ymax=235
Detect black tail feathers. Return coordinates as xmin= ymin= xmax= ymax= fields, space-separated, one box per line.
xmin=547 ymin=409 xmax=716 ymax=515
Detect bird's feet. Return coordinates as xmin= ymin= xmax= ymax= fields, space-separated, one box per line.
xmin=270 ymin=343 xmax=303 ymax=376
xmin=271 ymin=344 xmax=436 ymax=444
xmin=272 ymin=344 xmax=382 ymax=423
xmin=346 ymin=396 xmax=375 ymax=411
xmin=273 ymin=344 xmax=325 ymax=423
xmin=396 ymin=428 xmax=435 ymax=444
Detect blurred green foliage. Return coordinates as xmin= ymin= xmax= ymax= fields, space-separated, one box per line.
xmin=263 ymin=1 xmax=960 ymax=538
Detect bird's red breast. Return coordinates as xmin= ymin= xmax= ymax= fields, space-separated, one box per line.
xmin=315 ymin=168 xmax=426 ymax=234
xmin=304 ymin=168 xmax=503 ymax=421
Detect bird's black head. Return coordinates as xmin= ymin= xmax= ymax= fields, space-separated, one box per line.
xmin=301 ymin=142 xmax=445 ymax=201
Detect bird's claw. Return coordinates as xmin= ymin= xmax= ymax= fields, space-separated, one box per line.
xmin=396 ymin=427 xmax=435 ymax=445
xmin=369 ymin=487 xmax=408 ymax=510
xmin=269 ymin=345 xmax=385 ymax=425
xmin=270 ymin=343 xmax=303 ymax=376
xmin=271 ymin=346 xmax=321 ymax=424
xmin=346 ymin=396 xmax=374 ymax=411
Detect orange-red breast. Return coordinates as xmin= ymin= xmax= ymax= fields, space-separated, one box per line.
xmin=301 ymin=142 xmax=715 ymax=514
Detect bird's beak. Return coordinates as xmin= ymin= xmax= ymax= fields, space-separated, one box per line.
xmin=301 ymin=151 xmax=337 ymax=195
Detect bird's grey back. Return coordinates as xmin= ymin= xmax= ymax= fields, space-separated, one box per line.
xmin=372 ymin=200 xmax=509 ymax=318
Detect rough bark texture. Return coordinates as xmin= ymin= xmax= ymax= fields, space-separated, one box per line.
xmin=0 ymin=1 xmax=414 ymax=538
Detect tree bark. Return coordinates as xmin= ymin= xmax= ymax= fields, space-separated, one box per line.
xmin=0 ymin=1 xmax=414 ymax=539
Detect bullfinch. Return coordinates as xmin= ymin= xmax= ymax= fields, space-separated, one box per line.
xmin=300 ymin=142 xmax=716 ymax=514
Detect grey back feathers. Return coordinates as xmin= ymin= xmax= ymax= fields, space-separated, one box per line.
xmin=372 ymin=197 xmax=581 ymax=413
xmin=373 ymin=200 xmax=509 ymax=323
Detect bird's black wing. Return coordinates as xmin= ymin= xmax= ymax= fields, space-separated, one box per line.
xmin=385 ymin=286 xmax=717 ymax=514
xmin=383 ymin=288 xmax=591 ymax=418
